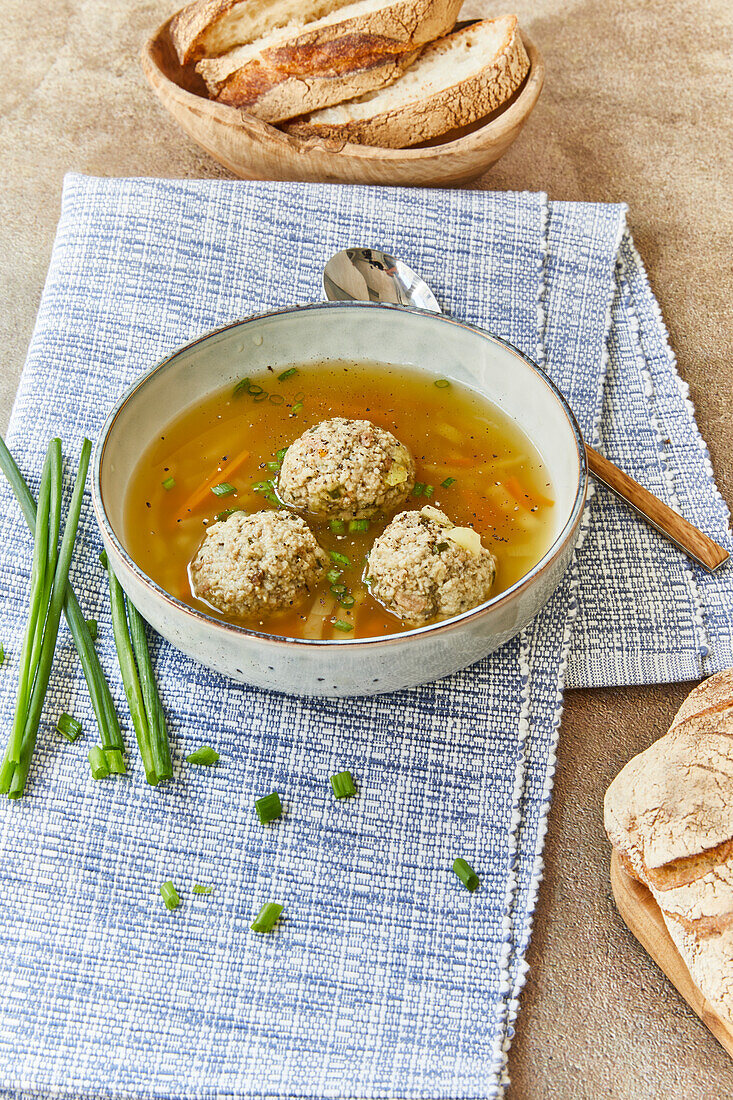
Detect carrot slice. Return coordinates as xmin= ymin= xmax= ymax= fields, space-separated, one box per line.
xmin=444 ymin=454 xmax=477 ymax=468
xmin=505 ymin=475 xmax=554 ymax=511
xmin=176 ymin=447 xmax=250 ymax=520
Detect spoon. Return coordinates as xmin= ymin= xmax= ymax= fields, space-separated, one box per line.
xmin=323 ymin=247 xmax=729 ymax=573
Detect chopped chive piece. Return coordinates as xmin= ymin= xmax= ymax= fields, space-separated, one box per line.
xmin=233 ymin=377 xmax=251 ymax=396
xmin=264 ymin=492 xmax=280 ymax=507
xmin=215 ymin=508 xmax=237 ymax=522
xmin=88 ymin=745 xmax=110 ymax=779
xmin=424 ymin=485 xmax=434 ymax=498
xmin=265 ymin=460 xmax=281 ymax=471
xmin=333 ymin=619 xmax=353 ymax=633
xmin=413 ymin=483 xmax=425 ymax=497
xmin=99 ymin=549 xmax=108 ymax=569
xmin=278 ymin=367 xmax=298 ymax=381
xmin=326 ymin=568 xmax=342 ymax=584
xmin=330 ymin=582 xmax=347 ymax=596
xmin=269 ymin=394 xmax=285 ymax=406
xmin=104 ymin=748 xmax=126 ymax=774
xmin=211 ymin=482 xmax=235 ymax=497
xmin=329 ymin=519 xmax=345 ymax=534
xmin=339 ymin=594 xmax=355 ymax=608
xmin=453 ymin=857 xmax=480 ymax=892
xmin=251 ymin=902 xmax=283 ymax=933
xmin=330 ymin=770 xmax=357 ymax=798
xmin=255 ymin=790 xmax=282 ymax=824
xmin=434 ymin=379 xmax=451 ymax=389
xmin=441 ymin=477 xmax=456 ymax=489
xmin=56 ymin=713 xmax=83 ymax=742
xmin=292 ymin=403 xmax=303 ymax=414
xmin=329 ymin=551 xmax=351 ymax=568
xmin=193 ymin=884 xmax=214 ymax=895
xmin=247 ymin=385 xmax=264 ymax=396
xmin=162 ymin=477 xmax=175 ymax=490
xmin=276 ymin=448 xmax=288 ymax=461
xmin=253 ymin=391 xmax=269 ymax=403
xmin=0 ymin=645 xmax=5 ymax=667
xmin=186 ymin=746 xmax=220 ymax=766
xmin=85 ymin=618 xmax=98 ymax=640
xmin=348 ymin=519 xmax=369 ymax=532
xmin=160 ymin=881 xmax=181 ymax=911
xmin=435 ymin=541 xmax=449 ymax=553
xmin=252 ymin=479 xmax=275 ymax=493
xmin=327 ymin=488 xmax=341 ymax=499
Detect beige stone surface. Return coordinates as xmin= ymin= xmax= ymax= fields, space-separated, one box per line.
xmin=0 ymin=0 xmax=732 ymax=1095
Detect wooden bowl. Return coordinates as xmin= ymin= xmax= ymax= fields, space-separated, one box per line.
xmin=141 ymin=17 xmax=544 ymax=188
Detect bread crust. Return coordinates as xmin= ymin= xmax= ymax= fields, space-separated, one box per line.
xmin=284 ymin=17 xmax=529 ymax=147
xmin=669 ymin=666 xmax=733 ymax=734
xmin=605 ymin=669 xmax=733 ymax=1022
xmin=171 ymin=0 xmax=352 ymax=64
xmin=196 ymin=0 xmax=463 ymax=119
xmin=666 ymin=919 xmax=733 ymax=1026
xmin=171 ymin=0 xmax=241 ymax=63
xmin=605 ymin=710 xmax=733 ymax=872
xmin=217 ymin=47 xmax=421 ymax=120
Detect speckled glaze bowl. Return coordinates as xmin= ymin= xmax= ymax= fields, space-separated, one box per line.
xmin=92 ymin=303 xmax=587 ymax=697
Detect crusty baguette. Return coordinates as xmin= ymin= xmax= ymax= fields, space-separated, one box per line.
xmin=284 ymin=15 xmax=529 ymax=147
xmin=605 ymin=669 xmax=733 ymax=1025
xmin=197 ymin=0 xmax=463 ymax=121
xmin=171 ymin=0 xmax=355 ymax=64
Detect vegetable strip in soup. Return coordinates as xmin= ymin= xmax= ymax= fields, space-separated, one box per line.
xmin=124 ymin=361 xmax=556 ymax=640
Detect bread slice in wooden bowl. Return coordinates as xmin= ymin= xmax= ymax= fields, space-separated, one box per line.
xmin=285 ymin=15 xmax=528 ymax=146
xmin=171 ymin=0 xmax=357 ymax=64
xmin=195 ymin=0 xmax=464 ymax=120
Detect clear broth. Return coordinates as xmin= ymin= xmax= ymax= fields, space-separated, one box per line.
xmin=124 ymin=361 xmax=557 ymax=639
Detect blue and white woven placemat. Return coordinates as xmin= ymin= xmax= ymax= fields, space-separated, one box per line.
xmin=0 ymin=176 xmax=730 ymax=1099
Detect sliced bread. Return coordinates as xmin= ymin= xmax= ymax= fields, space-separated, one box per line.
xmin=197 ymin=0 xmax=463 ymax=121
xmin=284 ymin=15 xmax=529 ymax=147
xmin=171 ymin=0 xmax=356 ymax=65
xmin=604 ymin=670 xmax=733 ymax=1025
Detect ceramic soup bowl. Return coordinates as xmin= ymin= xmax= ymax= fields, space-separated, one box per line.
xmin=92 ymin=303 xmax=587 ymax=697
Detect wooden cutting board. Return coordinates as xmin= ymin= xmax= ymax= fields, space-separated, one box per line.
xmin=611 ymin=851 xmax=733 ymax=1059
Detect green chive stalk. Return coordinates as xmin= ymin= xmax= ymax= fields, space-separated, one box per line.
xmin=0 ymin=436 xmax=123 ymax=753
xmin=127 ymin=600 xmax=172 ymax=782
xmin=25 ymin=443 xmax=62 ymax=681
xmin=6 ymin=441 xmax=55 ymax=764
xmin=5 ymin=439 xmax=92 ymax=798
xmin=106 ymin=564 xmax=158 ymax=785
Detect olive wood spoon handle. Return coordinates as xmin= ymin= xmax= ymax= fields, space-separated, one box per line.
xmin=585 ymin=445 xmax=729 ymax=572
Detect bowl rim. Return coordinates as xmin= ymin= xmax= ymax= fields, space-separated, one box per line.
xmin=141 ymin=18 xmax=545 ymax=165
xmin=92 ymin=301 xmax=588 ymax=649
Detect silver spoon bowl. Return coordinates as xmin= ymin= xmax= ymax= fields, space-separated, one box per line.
xmin=324 ymin=248 xmax=441 ymax=312
xmin=323 ymin=247 xmax=727 ymax=573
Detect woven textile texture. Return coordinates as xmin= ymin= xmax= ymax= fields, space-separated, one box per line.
xmin=0 ymin=176 xmax=729 ymax=1100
